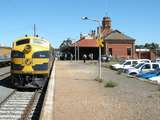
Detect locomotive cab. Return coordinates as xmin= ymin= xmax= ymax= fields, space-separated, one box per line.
xmin=11 ymin=36 xmax=54 ymax=88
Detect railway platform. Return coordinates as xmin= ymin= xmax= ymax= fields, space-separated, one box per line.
xmin=52 ymin=61 xmax=108 ymax=120
xmin=41 ymin=61 xmax=160 ymax=120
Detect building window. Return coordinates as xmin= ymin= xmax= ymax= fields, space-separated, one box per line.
xmin=109 ymin=48 xmax=112 ymax=55
xmin=127 ymin=48 xmax=131 ymax=56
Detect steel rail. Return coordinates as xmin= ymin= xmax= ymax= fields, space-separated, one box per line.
xmin=0 ymin=72 xmax=10 ymax=76
xmin=0 ymin=90 xmax=16 ymax=107
xmin=0 ymin=90 xmax=41 ymax=120
xmin=21 ymin=90 xmax=40 ymax=120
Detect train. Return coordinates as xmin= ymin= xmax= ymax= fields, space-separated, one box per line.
xmin=11 ymin=35 xmax=54 ymax=89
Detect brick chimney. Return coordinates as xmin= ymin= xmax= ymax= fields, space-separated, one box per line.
xmin=91 ymin=30 xmax=96 ymax=38
xmin=102 ymin=16 xmax=112 ymax=31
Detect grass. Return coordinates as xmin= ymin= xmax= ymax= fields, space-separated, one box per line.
xmin=104 ymin=80 xmax=118 ymax=88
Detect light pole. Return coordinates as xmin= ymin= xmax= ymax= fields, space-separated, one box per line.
xmin=81 ymin=17 xmax=102 ymax=81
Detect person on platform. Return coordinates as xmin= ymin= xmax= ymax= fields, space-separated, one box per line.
xmin=83 ymin=54 xmax=87 ymax=63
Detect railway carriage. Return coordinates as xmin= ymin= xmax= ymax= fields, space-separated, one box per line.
xmin=11 ymin=35 xmax=54 ymax=88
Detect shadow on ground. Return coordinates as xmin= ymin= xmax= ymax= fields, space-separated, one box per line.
xmin=0 ymin=76 xmax=14 ymax=89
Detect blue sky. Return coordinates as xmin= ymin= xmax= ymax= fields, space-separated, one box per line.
xmin=0 ymin=0 xmax=159 ymax=48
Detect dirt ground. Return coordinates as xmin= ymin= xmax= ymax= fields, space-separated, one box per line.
xmin=54 ymin=61 xmax=160 ymax=120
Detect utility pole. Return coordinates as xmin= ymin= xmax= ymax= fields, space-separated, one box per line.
xmin=34 ymin=24 xmax=36 ymax=37
xmin=78 ymin=43 xmax=80 ymax=61
xmin=81 ymin=17 xmax=103 ymax=82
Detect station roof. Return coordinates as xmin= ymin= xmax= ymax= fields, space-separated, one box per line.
xmin=72 ymin=39 xmax=98 ymax=48
xmin=71 ymin=30 xmax=135 ymax=48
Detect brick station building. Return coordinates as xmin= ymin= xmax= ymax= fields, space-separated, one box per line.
xmin=70 ymin=16 xmax=136 ymax=60
xmin=104 ymin=29 xmax=135 ymax=59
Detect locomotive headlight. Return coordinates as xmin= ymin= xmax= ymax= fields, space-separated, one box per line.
xmin=24 ymin=45 xmax=32 ymax=53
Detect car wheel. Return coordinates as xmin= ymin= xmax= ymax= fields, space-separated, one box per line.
xmin=129 ymin=73 xmax=137 ymax=76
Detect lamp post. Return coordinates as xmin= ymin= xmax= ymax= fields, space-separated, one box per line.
xmin=81 ymin=17 xmax=102 ymax=81
xmin=77 ymin=42 xmax=80 ymax=61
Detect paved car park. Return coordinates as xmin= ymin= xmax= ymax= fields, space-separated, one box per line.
xmin=54 ymin=61 xmax=160 ymax=120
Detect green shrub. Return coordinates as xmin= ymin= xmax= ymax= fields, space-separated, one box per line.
xmin=104 ymin=80 xmax=118 ymax=88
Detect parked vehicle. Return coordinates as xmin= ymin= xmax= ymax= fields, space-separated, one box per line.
xmin=111 ymin=59 xmax=151 ymax=70
xmin=101 ymin=55 xmax=110 ymax=62
xmin=136 ymin=68 xmax=160 ymax=79
xmin=126 ymin=62 xmax=160 ymax=76
xmin=123 ymin=62 xmax=145 ymax=73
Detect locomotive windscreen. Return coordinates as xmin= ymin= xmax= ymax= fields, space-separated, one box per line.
xmin=16 ymin=39 xmax=30 ymax=46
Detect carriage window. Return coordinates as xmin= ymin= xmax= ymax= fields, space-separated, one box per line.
xmin=16 ymin=39 xmax=30 ymax=46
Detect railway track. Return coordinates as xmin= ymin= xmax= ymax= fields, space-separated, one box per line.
xmin=0 ymin=72 xmax=10 ymax=76
xmin=0 ymin=65 xmax=52 ymax=119
xmin=0 ymin=90 xmax=41 ymax=120
xmin=0 ymin=66 xmax=10 ymax=80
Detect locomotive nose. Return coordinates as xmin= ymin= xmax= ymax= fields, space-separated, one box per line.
xmin=24 ymin=45 xmax=32 ymax=53
xmin=25 ymin=58 xmax=32 ymax=65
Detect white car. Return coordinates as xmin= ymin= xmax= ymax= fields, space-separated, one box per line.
xmin=126 ymin=62 xmax=160 ymax=75
xmin=111 ymin=59 xmax=151 ymax=70
xmin=123 ymin=62 xmax=145 ymax=73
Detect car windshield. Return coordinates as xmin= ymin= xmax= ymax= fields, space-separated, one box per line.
xmin=132 ymin=63 xmax=138 ymax=67
xmin=119 ymin=60 xmax=126 ymax=65
xmin=135 ymin=63 xmax=145 ymax=69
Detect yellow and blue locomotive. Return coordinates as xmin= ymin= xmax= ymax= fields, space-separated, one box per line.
xmin=11 ymin=35 xmax=54 ymax=88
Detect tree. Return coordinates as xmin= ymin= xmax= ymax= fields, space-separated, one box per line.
xmin=144 ymin=42 xmax=159 ymax=50
xmin=144 ymin=42 xmax=160 ymax=58
xmin=59 ymin=38 xmax=73 ymax=52
xmin=136 ymin=42 xmax=160 ymax=58
xmin=135 ymin=45 xmax=144 ymax=49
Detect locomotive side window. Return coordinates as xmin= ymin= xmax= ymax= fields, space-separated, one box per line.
xmin=16 ymin=39 xmax=30 ymax=46
xmin=32 ymin=51 xmax=49 ymax=58
xmin=11 ymin=51 xmax=24 ymax=58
